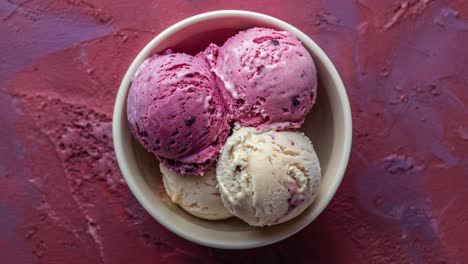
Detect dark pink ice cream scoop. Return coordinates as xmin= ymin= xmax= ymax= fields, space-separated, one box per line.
xmin=210 ymin=27 xmax=317 ymax=130
xmin=127 ymin=51 xmax=230 ymax=175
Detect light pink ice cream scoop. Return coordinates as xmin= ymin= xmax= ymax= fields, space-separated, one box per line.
xmin=127 ymin=50 xmax=230 ymax=175
xmin=210 ymin=27 xmax=317 ymax=130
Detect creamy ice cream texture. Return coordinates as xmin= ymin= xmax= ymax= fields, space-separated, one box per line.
xmin=209 ymin=27 xmax=317 ymax=130
xmin=127 ymin=27 xmax=321 ymax=225
xmin=127 ymin=50 xmax=230 ymax=175
xmin=216 ymin=126 xmax=321 ymax=226
xmin=160 ymin=164 xmax=232 ymax=220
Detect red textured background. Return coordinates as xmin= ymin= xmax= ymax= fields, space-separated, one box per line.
xmin=1 ymin=0 xmax=467 ymax=263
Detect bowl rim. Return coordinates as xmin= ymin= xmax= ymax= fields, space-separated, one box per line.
xmin=113 ymin=9 xmax=352 ymax=249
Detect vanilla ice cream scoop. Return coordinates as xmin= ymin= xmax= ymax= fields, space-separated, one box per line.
xmin=216 ymin=126 xmax=321 ymax=226
xmin=160 ymin=164 xmax=232 ymax=220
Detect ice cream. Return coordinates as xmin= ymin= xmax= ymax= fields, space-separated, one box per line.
xmin=160 ymin=164 xmax=232 ymax=220
xmin=216 ymin=126 xmax=321 ymax=226
xmin=127 ymin=27 xmax=322 ymax=225
xmin=127 ymin=50 xmax=230 ymax=175
xmin=211 ymin=27 xmax=317 ymax=130
xmin=195 ymin=43 xmax=219 ymax=68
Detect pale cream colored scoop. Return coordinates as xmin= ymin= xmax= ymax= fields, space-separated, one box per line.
xmin=160 ymin=164 xmax=233 ymax=220
xmin=216 ymin=126 xmax=321 ymax=226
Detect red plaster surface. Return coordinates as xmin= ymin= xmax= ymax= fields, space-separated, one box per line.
xmin=1 ymin=0 xmax=467 ymax=263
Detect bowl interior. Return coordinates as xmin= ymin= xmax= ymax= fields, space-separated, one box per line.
xmin=114 ymin=11 xmax=351 ymax=249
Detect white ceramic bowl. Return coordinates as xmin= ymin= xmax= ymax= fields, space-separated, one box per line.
xmin=113 ymin=10 xmax=352 ymax=249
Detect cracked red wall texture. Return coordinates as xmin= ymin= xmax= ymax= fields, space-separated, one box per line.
xmin=1 ymin=0 xmax=467 ymax=263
